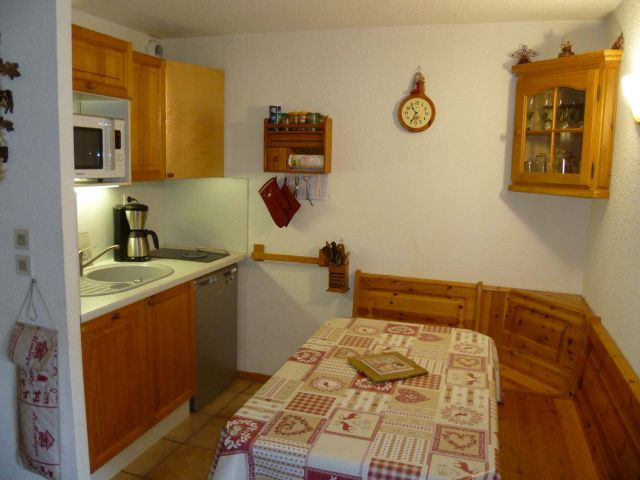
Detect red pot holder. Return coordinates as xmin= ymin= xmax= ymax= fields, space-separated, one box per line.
xmin=259 ymin=177 xmax=290 ymax=227
xmin=259 ymin=177 xmax=301 ymax=228
xmin=281 ymin=177 xmax=300 ymax=221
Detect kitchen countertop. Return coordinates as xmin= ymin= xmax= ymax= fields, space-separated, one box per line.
xmin=80 ymin=251 xmax=246 ymax=323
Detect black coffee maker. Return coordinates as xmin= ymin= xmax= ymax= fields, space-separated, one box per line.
xmin=113 ymin=198 xmax=159 ymax=262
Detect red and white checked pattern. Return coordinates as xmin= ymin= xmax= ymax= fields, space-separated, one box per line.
xmin=339 ymin=335 xmax=375 ymax=349
xmin=367 ymin=458 xmax=422 ymax=479
xmin=402 ymin=373 xmax=442 ymax=390
xmin=286 ymin=392 xmax=336 ymax=416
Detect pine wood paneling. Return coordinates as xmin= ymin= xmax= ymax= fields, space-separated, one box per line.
xmin=352 ymin=270 xmax=480 ymax=328
xmin=575 ymin=318 xmax=640 ymax=479
xmin=498 ymin=391 xmax=599 ymax=480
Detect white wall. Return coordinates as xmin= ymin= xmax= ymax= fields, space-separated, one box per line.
xmin=163 ymin=20 xmax=607 ymax=374
xmin=0 ymin=1 xmax=89 ymax=479
xmin=583 ymin=0 xmax=640 ymax=374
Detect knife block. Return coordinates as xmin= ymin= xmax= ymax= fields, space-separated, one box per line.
xmin=327 ymin=261 xmax=349 ymax=292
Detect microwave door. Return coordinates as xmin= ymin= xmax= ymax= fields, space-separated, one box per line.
xmin=74 ymin=126 xmax=105 ymax=171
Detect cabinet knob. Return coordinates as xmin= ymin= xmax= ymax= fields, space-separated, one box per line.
xmin=147 ymin=299 xmax=154 ymax=306
xmin=87 ymin=81 xmax=97 ymax=90
xmin=112 ymin=312 xmax=121 ymax=320
xmin=167 ymin=172 xmax=175 ymax=178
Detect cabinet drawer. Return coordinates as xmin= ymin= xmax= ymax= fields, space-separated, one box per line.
xmin=266 ymin=147 xmax=288 ymax=171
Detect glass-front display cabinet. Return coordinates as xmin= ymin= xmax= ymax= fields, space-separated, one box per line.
xmin=509 ymin=50 xmax=622 ymax=198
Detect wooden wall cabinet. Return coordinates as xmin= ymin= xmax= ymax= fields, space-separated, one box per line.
xmin=72 ymin=24 xmax=132 ymax=99
xmin=264 ymin=118 xmax=332 ymax=174
xmin=131 ymin=52 xmax=166 ymax=181
xmin=165 ymin=60 xmax=225 ymax=179
xmin=81 ymin=283 xmax=195 ymax=472
xmin=509 ymin=50 xmax=622 ymax=198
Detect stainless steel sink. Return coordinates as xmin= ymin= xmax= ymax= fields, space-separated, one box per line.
xmin=80 ymin=263 xmax=174 ymax=296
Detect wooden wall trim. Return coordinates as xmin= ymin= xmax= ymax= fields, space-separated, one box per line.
xmin=575 ymin=318 xmax=640 ymax=479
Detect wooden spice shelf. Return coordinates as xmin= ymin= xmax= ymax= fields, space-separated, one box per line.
xmin=263 ymin=117 xmax=332 ymax=174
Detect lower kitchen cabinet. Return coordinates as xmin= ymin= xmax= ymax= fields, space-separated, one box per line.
xmin=81 ymin=301 xmax=150 ymax=471
xmin=146 ymin=282 xmax=196 ymax=422
xmin=81 ymin=282 xmax=195 ymax=472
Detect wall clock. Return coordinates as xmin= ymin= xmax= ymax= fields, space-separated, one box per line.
xmin=398 ymin=71 xmax=436 ymax=133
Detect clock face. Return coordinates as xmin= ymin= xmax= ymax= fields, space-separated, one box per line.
xmin=398 ymin=95 xmax=435 ymax=132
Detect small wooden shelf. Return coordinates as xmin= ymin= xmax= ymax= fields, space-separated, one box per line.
xmin=263 ymin=117 xmax=332 ymax=174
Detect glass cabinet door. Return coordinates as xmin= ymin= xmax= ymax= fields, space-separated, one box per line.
xmin=520 ymin=85 xmax=586 ymax=181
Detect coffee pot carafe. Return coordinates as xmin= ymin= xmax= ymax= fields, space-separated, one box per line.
xmin=113 ymin=199 xmax=159 ymax=262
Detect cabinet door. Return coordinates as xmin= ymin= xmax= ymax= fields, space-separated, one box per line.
xmin=146 ymin=283 xmax=196 ymax=422
xmin=81 ymin=301 xmax=150 ymax=472
xmin=165 ymin=60 xmax=225 ymax=179
xmin=511 ymin=70 xmax=597 ymax=190
xmin=131 ymin=52 xmax=166 ymax=181
xmin=72 ymin=24 xmax=132 ymax=99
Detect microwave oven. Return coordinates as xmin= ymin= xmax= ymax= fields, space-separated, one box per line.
xmin=74 ymin=114 xmax=126 ymax=180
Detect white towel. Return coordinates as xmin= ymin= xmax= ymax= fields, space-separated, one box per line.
xmin=7 ymin=322 xmax=60 ymax=480
xmin=287 ymin=154 xmax=324 ymax=170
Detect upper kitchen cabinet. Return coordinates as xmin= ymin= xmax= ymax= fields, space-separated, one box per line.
xmin=131 ymin=52 xmax=166 ymax=181
xmin=165 ymin=60 xmax=225 ymax=179
xmin=72 ymin=24 xmax=133 ymax=99
xmin=509 ymin=50 xmax=622 ymax=198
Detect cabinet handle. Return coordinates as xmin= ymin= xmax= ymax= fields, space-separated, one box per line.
xmin=167 ymin=172 xmax=175 ymax=178
xmin=147 ymin=299 xmax=154 ymax=306
xmin=87 ymin=81 xmax=97 ymax=90
xmin=112 ymin=312 xmax=121 ymax=320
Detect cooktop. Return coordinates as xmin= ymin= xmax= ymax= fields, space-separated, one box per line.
xmin=150 ymin=248 xmax=230 ymax=263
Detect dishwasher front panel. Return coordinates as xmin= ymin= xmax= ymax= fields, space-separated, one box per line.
xmin=191 ymin=264 xmax=238 ymax=410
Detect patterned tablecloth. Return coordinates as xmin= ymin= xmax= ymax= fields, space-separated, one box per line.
xmin=209 ymin=317 xmax=501 ymax=480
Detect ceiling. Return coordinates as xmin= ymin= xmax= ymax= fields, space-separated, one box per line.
xmin=71 ymin=0 xmax=621 ymax=38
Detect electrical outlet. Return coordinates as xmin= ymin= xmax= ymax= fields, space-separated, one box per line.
xmin=16 ymin=255 xmax=31 ymax=276
xmin=14 ymin=229 xmax=29 ymax=250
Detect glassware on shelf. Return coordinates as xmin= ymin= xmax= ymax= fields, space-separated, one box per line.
xmin=533 ymin=152 xmax=547 ymax=172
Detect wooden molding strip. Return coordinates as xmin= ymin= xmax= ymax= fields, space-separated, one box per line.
xmin=251 ymin=243 xmax=324 ymax=266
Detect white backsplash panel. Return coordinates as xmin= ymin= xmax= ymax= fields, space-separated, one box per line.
xmin=75 ymin=178 xmax=248 ymax=256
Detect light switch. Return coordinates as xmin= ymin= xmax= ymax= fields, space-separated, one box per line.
xmin=16 ymin=255 xmax=31 ymax=276
xmin=14 ymin=229 xmax=29 ymax=249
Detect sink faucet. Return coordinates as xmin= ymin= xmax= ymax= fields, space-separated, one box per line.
xmin=79 ymin=245 xmax=120 ymax=276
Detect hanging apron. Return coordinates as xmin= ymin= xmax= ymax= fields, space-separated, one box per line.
xmin=6 ymin=280 xmax=60 ymax=480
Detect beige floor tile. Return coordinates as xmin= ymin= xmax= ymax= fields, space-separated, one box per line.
xmin=123 ymin=439 xmax=180 ymax=476
xmin=217 ymin=393 xmax=252 ymax=419
xmin=147 ymin=444 xmax=215 ymax=480
xmin=164 ymin=411 xmax=212 ymax=442
xmin=227 ymin=378 xmax=252 ymax=393
xmin=185 ymin=416 xmax=228 ymax=450
xmin=111 ymin=472 xmax=143 ymax=480
xmin=243 ymin=382 xmax=264 ymax=394
xmin=198 ymin=390 xmax=238 ymax=415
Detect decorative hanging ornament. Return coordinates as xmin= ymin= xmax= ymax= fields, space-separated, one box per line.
xmin=509 ymin=44 xmax=539 ymax=64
